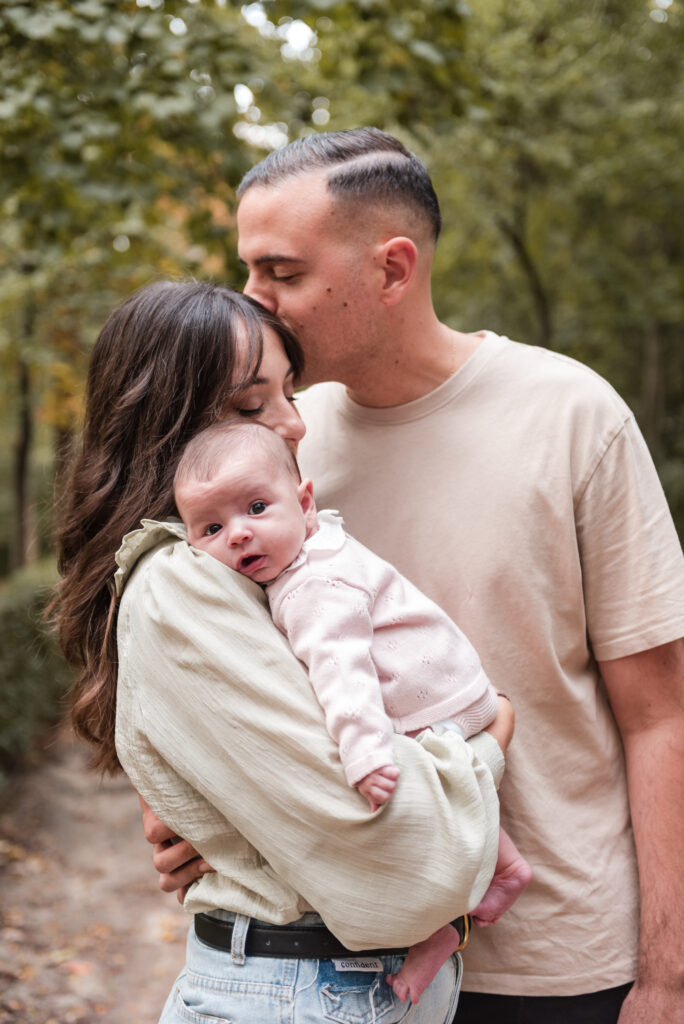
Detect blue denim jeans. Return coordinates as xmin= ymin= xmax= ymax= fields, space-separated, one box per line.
xmin=159 ymin=914 xmax=462 ymax=1024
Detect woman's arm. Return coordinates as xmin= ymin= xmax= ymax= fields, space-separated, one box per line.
xmin=143 ymin=697 xmax=513 ymax=895
xmin=118 ymin=534 xmax=503 ymax=949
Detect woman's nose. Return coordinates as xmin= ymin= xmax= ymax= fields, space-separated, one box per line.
xmin=273 ymin=401 xmax=306 ymax=450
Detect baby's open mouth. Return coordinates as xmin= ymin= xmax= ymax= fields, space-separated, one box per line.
xmin=240 ymin=554 xmax=263 ymax=570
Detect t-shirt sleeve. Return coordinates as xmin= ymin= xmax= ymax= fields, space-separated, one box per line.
xmin=577 ymin=415 xmax=684 ymax=661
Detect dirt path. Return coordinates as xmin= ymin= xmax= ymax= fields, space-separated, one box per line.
xmin=0 ymin=725 xmax=189 ymax=1024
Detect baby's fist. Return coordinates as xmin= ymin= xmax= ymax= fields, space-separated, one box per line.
xmin=357 ymin=765 xmax=400 ymax=812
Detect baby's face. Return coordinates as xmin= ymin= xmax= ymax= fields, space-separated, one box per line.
xmin=177 ymin=450 xmax=316 ymax=584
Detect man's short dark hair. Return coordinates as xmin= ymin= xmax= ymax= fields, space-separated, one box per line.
xmin=237 ymin=127 xmax=441 ymax=242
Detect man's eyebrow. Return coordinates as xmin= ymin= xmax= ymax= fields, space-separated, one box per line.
xmin=239 ymin=255 xmax=306 ymax=267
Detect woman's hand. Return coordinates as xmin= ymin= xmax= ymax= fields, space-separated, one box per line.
xmin=139 ymin=795 xmax=214 ymax=903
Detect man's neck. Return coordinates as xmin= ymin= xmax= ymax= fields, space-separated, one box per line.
xmin=343 ymin=326 xmax=486 ymax=409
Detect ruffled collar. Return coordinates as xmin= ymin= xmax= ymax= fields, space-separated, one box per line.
xmin=114 ymin=518 xmax=187 ymax=596
xmin=267 ymin=509 xmax=345 ymax=586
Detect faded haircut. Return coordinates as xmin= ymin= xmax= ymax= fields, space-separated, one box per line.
xmin=174 ymin=420 xmax=301 ymax=500
xmin=237 ymin=127 xmax=442 ymax=242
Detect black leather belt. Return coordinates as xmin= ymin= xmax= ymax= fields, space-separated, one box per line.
xmin=195 ymin=912 xmax=468 ymax=959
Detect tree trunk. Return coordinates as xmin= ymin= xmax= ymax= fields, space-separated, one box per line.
xmin=53 ymin=424 xmax=75 ymax=508
xmin=497 ymin=214 xmax=553 ymax=349
xmin=12 ymin=294 xmax=35 ymax=571
xmin=12 ymin=354 xmax=33 ymax=570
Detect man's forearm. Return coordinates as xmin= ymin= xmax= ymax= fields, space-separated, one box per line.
xmin=601 ymin=640 xmax=684 ymax=1020
xmin=621 ymin=717 xmax=684 ymax=1000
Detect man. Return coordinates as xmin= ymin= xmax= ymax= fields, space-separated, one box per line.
xmin=149 ymin=129 xmax=684 ymax=1022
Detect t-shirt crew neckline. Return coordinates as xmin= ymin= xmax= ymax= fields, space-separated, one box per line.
xmin=337 ymin=330 xmax=505 ymax=426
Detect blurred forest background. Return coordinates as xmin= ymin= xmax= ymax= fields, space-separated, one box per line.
xmin=1 ymin=0 xmax=683 ymax=783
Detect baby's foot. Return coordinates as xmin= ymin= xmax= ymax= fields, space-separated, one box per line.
xmin=386 ymin=924 xmax=461 ymax=1004
xmin=471 ymin=854 xmax=532 ymax=926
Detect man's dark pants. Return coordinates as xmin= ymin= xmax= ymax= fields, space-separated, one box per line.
xmin=454 ymin=982 xmax=633 ymax=1024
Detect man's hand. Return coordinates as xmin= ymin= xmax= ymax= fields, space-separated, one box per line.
xmin=139 ymin=796 xmax=213 ymax=904
xmin=356 ymin=765 xmax=400 ymax=812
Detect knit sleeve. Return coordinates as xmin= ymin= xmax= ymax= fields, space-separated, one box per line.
xmin=275 ymin=576 xmax=396 ymax=786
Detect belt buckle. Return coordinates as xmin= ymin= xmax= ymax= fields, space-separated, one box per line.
xmin=455 ymin=914 xmax=471 ymax=953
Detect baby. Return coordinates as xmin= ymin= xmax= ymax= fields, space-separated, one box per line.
xmin=174 ymin=419 xmax=531 ymax=1005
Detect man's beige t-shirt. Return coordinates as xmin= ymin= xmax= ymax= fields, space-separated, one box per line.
xmin=297 ymin=332 xmax=684 ymax=996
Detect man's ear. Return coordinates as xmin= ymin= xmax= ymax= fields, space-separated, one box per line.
xmin=298 ymin=478 xmax=318 ymax=536
xmin=377 ymin=236 xmax=418 ymax=306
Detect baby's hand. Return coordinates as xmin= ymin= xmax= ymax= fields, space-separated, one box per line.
xmin=485 ymin=693 xmax=515 ymax=755
xmin=357 ymin=765 xmax=400 ymax=812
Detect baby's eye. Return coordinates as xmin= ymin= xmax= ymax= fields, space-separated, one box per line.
xmin=204 ymin=523 xmax=222 ymax=536
xmin=248 ymin=501 xmax=267 ymax=516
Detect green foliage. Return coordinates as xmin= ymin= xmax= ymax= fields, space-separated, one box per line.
xmin=0 ymin=0 xmax=682 ymax=554
xmin=426 ymin=0 xmax=684 ymax=536
xmin=267 ymin=0 xmax=472 ymax=137
xmin=0 ymin=561 xmax=72 ymax=791
xmin=0 ymin=0 xmax=300 ymax=568
xmin=431 ymin=0 xmax=684 ymax=335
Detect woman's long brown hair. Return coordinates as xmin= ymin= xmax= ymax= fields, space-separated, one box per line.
xmin=51 ymin=280 xmax=303 ymax=773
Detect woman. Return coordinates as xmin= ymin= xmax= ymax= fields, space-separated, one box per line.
xmin=53 ymin=279 xmax=504 ymax=1023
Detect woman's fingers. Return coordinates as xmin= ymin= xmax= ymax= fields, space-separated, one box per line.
xmin=138 ymin=795 xmax=214 ymax=896
xmin=153 ymin=837 xmax=208 ymax=877
xmin=139 ymin=795 xmax=176 ymax=845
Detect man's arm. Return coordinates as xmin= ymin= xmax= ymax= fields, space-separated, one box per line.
xmin=600 ymin=638 xmax=684 ymax=1023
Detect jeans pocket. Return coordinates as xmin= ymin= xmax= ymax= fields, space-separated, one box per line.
xmin=318 ymin=972 xmax=411 ymax=1024
xmin=168 ymin=986 xmax=233 ymax=1024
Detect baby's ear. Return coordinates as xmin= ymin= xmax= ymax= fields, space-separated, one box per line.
xmin=298 ymin=478 xmax=318 ymax=534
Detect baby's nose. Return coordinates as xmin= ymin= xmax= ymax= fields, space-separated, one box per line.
xmin=228 ymin=521 xmax=251 ymax=546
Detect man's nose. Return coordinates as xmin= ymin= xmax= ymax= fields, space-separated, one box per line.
xmin=244 ymin=274 xmax=277 ymax=313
